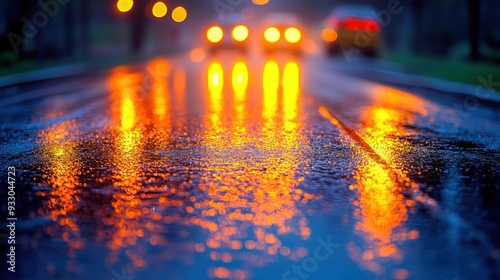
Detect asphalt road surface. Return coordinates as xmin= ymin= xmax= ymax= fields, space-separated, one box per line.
xmin=1 ymin=51 xmax=499 ymax=280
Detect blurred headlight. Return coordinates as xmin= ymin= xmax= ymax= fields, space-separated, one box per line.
xmin=321 ymin=28 xmax=338 ymax=42
xmin=284 ymin=27 xmax=301 ymax=43
xmin=232 ymin=25 xmax=249 ymax=42
xmin=207 ymin=26 xmax=224 ymax=43
xmin=264 ymin=27 xmax=280 ymax=43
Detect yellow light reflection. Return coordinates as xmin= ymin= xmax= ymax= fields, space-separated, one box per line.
xmin=232 ymin=60 xmax=249 ymax=135
xmin=232 ymin=61 xmax=248 ymax=98
xmin=208 ymin=62 xmax=224 ymax=100
xmin=262 ymin=60 xmax=279 ymax=121
xmin=283 ymin=61 xmax=300 ymax=124
xmin=121 ymin=90 xmax=136 ymax=130
xmin=208 ymin=61 xmax=224 ymax=126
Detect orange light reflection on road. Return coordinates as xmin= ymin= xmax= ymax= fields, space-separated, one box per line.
xmin=37 ymin=120 xmax=84 ymax=252
xmin=173 ymin=68 xmax=187 ymax=131
xmin=348 ymin=86 xmax=427 ymax=274
xmin=36 ymin=58 xmax=315 ymax=275
xmin=108 ymin=66 xmax=143 ymax=242
xmin=106 ymin=61 xmax=199 ymax=268
xmin=149 ymin=59 xmax=171 ymax=133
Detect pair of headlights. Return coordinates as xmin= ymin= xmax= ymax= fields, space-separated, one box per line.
xmin=207 ymin=26 xmax=302 ymax=44
xmin=264 ymin=27 xmax=301 ymax=43
xmin=207 ymin=25 xmax=249 ymax=43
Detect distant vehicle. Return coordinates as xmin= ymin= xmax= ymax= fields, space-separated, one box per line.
xmin=205 ymin=13 xmax=250 ymax=52
xmin=261 ymin=13 xmax=303 ymax=54
xmin=322 ymin=4 xmax=382 ymax=57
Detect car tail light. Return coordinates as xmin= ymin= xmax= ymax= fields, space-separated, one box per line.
xmin=343 ymin=18 xmax=380 ymax=33
xmin=330 ymin=18 xmax=341 ymax=29
xmin=264 ymin=27 xmax=280 ymax=43
xmin=207 ymin=26 xmax=224 ymax=43
xmin=284 ymin=27 xmax=301 ymax=43
xmin=232 ymin=25 xmax=249 ymax=42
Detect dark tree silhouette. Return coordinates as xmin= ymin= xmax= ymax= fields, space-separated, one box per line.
xmin=79 ymin=0 xmax=90 ymax=58
xmin=468 ymin=0 xmax=481 ymax=60
xmin=1 ymin=0 xmax=36 ymax=57
xmin=130 ymin=0 xmax=148 ymax=53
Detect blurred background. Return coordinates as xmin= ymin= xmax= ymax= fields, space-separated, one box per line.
xmin=1 ymin=0 xmax=500 ymax=85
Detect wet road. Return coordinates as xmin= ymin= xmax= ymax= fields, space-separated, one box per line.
xmin=1 ymin=51 xmax=500 ymax=280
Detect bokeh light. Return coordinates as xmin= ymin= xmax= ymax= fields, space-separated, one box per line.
xmin=252 ymin=0 xmax=270 ymax=5
xmin=152 ymin=1 xmax=167 ymax=18
xmin=264 ymin=27 xmax=280 ymax=43
xmin=172 ymin=6 xmax=187 ymax=23
xmin=232 ymin=25 xmax=249 ymax=42
xmin=117 ymin=0 xmax=133 ymax=12
xmin=207 ymin=26 xmax=224 ymax=43
xmin=284 ymin=27 xmax=301 ymax=43
xmin=322 ymin=28 xmax=338 ymax=42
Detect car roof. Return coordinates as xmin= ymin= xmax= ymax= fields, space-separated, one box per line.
xmin=331 ymin=4 xmax=377 ymax=17
xmin=219 ymin=13 xmax=246 ymax=24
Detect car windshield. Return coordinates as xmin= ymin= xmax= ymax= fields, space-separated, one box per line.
xmin=264 ymin=13 xmax=301 ymax=25
xmin=220 ymin=13 xmax=244 ymax=24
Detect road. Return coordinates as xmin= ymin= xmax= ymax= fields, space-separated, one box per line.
xmin=1 ymin=50 xmax=500 ymax=280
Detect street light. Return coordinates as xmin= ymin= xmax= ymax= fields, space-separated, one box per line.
xmin=172 ymin=6 xmax=187 ymax=23
xmin=152 ymin=1 xmax=167 ymax=18
xmin=117 ymin=0 xmax=133 ymax=12
xmin=252 ymin=0 xmax=270 ymax=5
